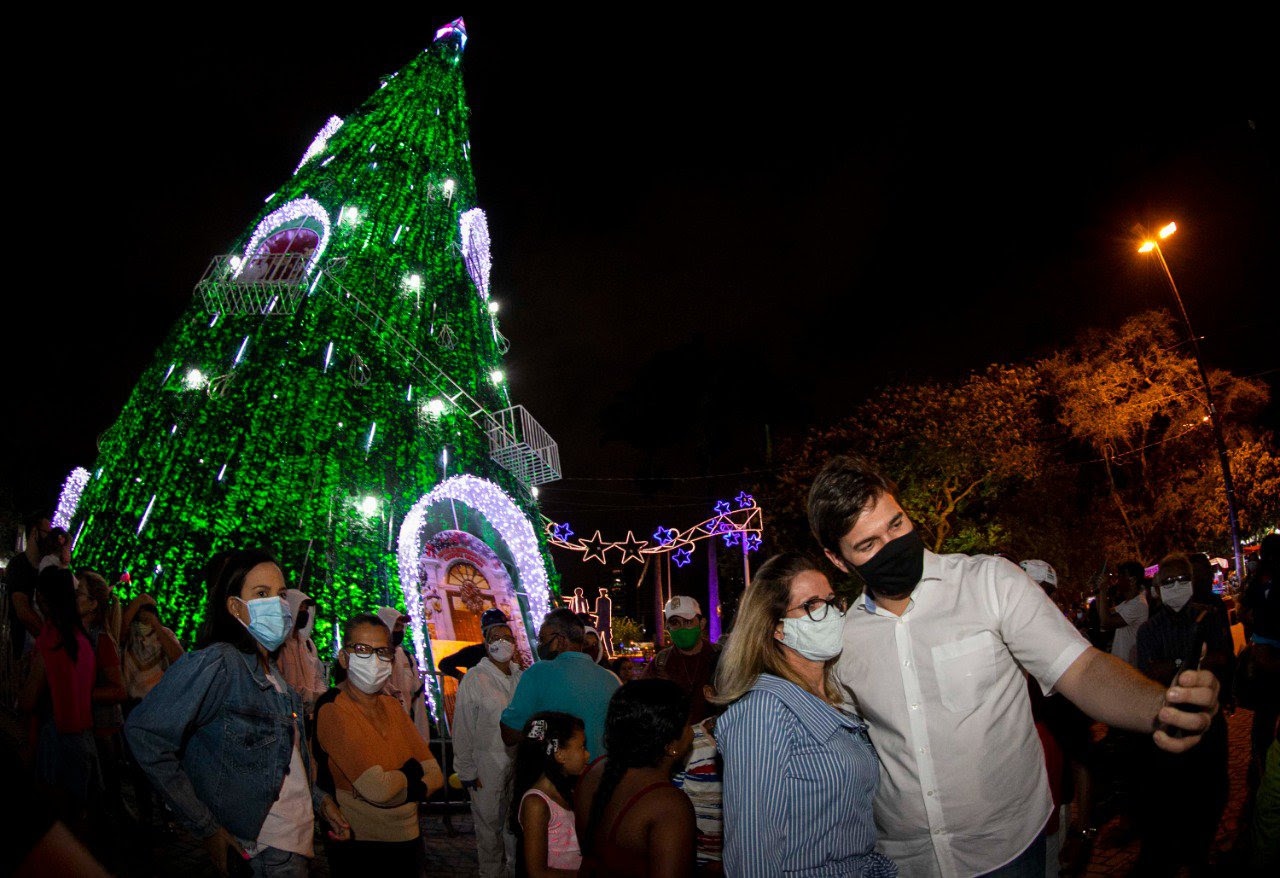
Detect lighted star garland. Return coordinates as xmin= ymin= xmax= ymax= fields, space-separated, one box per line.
xmin=545 ymin=493 xmax=763 ymax=567
xmin=52 ymin=467 xmax=92 ymax=530
xmin=399 ymin=474 xmax=552 ymax=716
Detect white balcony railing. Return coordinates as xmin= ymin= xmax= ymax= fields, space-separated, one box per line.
xmin=195 ymin=252 xmax=311 ymax=316
xmin=488 ymin=405 xmax=562 ymax=487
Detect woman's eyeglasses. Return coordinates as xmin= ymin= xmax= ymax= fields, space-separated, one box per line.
xmin=1157 ymin=575 xmax=1192 ymax=587
xmin=345 ymin=643 xmax=395 ymax=661
xmin=789 ymin=595 xmax=850 ymax=622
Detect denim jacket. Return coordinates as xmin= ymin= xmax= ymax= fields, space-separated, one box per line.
xmin=124 ymin=642 xmax=327 ymax=841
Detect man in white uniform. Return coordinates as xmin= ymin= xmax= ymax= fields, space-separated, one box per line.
xmin=808 ymin=456 xmax=1220 ymax=878
xmin=453 ymin=609 xmax=523 ymax=878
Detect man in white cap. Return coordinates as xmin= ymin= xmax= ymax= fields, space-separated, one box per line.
xmin=280 ymin=589 xmax=328 ymax=719
xmin=1019 ymin=559 xmax=1058 ymax=598
xmin=645 ymin=595 xmax=720 ymax=723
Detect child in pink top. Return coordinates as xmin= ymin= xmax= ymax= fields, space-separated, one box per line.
xmin=510 ymin=712 xmax=589 ymax=877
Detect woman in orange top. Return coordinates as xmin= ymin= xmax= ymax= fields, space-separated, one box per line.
xmin=316 ymin=612 xmax=443 ymax=874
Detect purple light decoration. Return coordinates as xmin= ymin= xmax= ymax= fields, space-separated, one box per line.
xmin=721 ymin=531 xmax=741 ymax=548
xmin=237 ymin=197 xmax=331 ymax=279
xmin=433 ymin=17 xmax=468 ymax=49
xmin=713 ymin=500 xmax=732 ymax=517
xmin=459 ymin=208 xmax=491 ymax=299
xmin=707 ymin=536 xmax=721 ymax=643
xmin=746 ymin=533 xmax=763 ymax=552
xmin=52 ymin=467 xmax=91 ymax=530
xmin=552 ymin=522 xmax=575 ymax=542
xmin=294 ymin=115 xmax=343 ymax=174
xmin=705 ymin=519 xmax=725 ymax=535
xmin=735 ymin=491 xmax=755 ymax=508
xmin=653 ymin=525 xmax=676 ymax=546
xmin=673 ymin=548 xmax=693 ymax=568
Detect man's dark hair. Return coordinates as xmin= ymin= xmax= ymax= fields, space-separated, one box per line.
xmin=21 ymin=512 xmax=48 ymax=538
xmin=344 ymin=612 xmax=390 ymax=644
xmin=541 ymin=607 xmax=585 ymax=646
xmin=1117 ymin=560 xmax=1145 ymax=582
xmin=807 ymin=455 xmax=898 ymax=557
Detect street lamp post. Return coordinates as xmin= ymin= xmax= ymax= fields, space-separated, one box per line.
xmin=1138 ymin=222 xmax=1246 ymax=588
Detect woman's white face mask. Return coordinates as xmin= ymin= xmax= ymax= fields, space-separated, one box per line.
xmin=778 ymin=610 xmax=846 ymax=662
xmin=345 ymin=652 xmax=393 ymax=694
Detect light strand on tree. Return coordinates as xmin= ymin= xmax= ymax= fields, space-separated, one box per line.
xmin=294 ymin=116 xmax=344 ymax=174
xmin=52 ymin=467 xmax=92 ymax=530
xmin=459 ymin=207 xmax=491 ymax=299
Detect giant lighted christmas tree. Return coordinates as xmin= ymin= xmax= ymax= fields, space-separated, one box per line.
xmin=65 ymin=20 xmax=560 ymax=710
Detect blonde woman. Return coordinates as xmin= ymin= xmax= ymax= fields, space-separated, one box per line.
xmin=714 ymin=552 xmax=895 ymax=878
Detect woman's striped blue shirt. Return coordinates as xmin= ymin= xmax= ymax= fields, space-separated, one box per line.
xmin=717 ymin=673 xmax=896 ymax=877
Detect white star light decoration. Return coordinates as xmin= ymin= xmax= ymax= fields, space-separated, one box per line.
xmin=398 ymin=475 xmax=551 ymax=716
xmin=545 ymin=496 xmax=764 ymax=566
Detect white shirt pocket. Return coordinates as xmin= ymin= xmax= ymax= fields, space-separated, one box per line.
xmin=931 ymin=631 xmax=999 ymax=713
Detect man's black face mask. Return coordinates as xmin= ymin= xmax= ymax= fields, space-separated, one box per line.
xmin=854 ymin=528 xmax=926 ymax=600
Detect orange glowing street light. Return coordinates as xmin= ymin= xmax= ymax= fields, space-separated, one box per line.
xmin=1137 ymin=221 xmax=1245 ymax=584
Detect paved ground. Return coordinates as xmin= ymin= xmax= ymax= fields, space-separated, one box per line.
xmin=101 ymin=710 xmax=1259 ymax=876
xmin=1082 ymin=706 xmax=1255 ymax=876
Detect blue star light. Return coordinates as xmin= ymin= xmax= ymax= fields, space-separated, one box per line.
xmin=735 ymin=491 xmax=755 ymax=508
xmin=746 ymin=533 xmax=763 ymax=552
xmin=653 ymin=525 xmax=675 ymax=546
xmin=721 ymin=531 xmax=740 ymax=548
xmin=673 ymin=548 xmax=693 ymax=568
xmin=551 ymin=522 xmax=575 ymax=542
xmin=713 ymin=500 xmax=732 ymax=517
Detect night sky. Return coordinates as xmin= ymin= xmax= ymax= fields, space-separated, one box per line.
xmin=4 ymin=13 xmax=1275 ymax=602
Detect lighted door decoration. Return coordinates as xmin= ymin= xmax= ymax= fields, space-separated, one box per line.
xmin=398 ymin=474 xmax=551 ymax=716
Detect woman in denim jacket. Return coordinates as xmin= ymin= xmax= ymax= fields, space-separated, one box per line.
xmin=126 ymin=550 xmax=351 ymax=876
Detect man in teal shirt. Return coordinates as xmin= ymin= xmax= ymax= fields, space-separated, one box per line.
xmin=499 ymin=608 xmax=619 ymax=758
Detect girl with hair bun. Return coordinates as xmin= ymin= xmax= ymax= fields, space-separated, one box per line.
xmin=508 ymin=711 xmax=588 ymax=878
xmin=576 ymin=678 xmax=696 ymax=877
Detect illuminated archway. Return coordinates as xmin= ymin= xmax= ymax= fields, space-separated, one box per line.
xmin=398 ymin=475 xmax=551 ymax=715
xmin=236 ymin=196 xmax=331 ymax=279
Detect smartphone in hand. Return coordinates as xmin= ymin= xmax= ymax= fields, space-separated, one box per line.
xmin=1161 ymin=640 xmax=1207 ymax=739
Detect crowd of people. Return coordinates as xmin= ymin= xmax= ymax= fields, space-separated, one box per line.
xmin=3 ymin=454 xmax=1278 ymax=877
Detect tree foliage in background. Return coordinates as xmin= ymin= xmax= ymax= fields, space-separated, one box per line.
xmin=611 ymin=614 xmax=645 ymax=646
xmin=1044 ymin=310 xmax=1271 ymax=561
xmin=763 ymin=363 xmax=1047 ymax=563
xmin=760 ymin=308 xmax=1277 ymax=590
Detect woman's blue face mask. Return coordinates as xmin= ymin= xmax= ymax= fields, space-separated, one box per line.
xmin=235 ymin=596 xmax=292 ymax=651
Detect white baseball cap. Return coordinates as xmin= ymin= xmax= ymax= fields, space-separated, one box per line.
xmin=663 ymin=596 xmax=701 ymax=620
xmin=1019 ymin=559 xmax=1058 ymax=589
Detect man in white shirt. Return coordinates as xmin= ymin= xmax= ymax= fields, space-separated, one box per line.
xmin=1099 ymin=561 xmax=1149 ymax=666
xmin=808 ymin=456 xmax=1220 ymax=878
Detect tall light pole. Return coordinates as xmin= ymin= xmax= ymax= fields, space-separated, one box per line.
xmin=1138 ymin=222 xmax=1246 ymax=587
